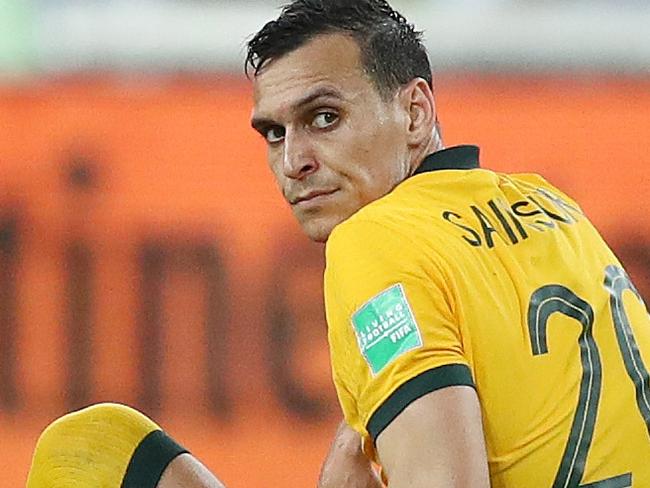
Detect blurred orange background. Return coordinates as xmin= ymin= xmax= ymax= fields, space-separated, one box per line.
xmin=0 ymin=75 xmax=649 ymax=486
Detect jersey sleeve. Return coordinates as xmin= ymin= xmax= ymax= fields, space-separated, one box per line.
xmin=324 ymin=218 xmax=475 ymax=452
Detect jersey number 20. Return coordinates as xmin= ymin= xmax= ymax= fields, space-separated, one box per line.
xmin=528 ymin=265 xmax=649 ymax=488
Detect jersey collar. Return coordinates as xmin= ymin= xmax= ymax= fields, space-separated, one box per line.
xmin=412 ymin=145 xmax=480 ymax=176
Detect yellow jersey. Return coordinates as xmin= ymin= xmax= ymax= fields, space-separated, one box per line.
xmin=324 ymin=145 xmax=650 ymax=487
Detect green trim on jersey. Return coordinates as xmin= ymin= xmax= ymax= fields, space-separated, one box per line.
xmin=121 ymin=430 xmax=188 ymax=488
xmin=412 ymin=145 xmax=480 ymax=175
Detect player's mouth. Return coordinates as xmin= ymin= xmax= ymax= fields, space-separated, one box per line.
xmin=291 ymin=189 xmax=339 ymax=207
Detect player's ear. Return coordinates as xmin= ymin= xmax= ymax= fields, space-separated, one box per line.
xmin=398 ymin=78 xmax=436 ymax=148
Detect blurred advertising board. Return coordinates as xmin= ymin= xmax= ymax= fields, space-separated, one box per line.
xmin=0 ymin=75 xmax=649 ymax=486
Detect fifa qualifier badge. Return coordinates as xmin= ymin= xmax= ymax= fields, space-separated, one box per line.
xmin=351 ymin=283 xmax=423 ymax=375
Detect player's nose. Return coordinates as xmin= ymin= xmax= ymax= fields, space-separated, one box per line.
xmin=282 ymin=128 xmax=318 ymax=180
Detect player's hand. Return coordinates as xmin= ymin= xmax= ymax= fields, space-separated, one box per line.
xmin=318 ymin=420 xmax=384 ymax=488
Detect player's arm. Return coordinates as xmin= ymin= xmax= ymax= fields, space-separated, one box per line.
xmin=375 ymin=386 xmax=490 ymax=488
xmin=318 ymin=420 xmax=384 ymax=488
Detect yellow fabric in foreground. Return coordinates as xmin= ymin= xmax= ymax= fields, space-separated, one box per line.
xmin=27 ymin=403 xmax=160 ymax=488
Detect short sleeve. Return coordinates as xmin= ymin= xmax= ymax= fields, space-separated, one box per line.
xmin=324 ymin=219 xmax=474 ymax=452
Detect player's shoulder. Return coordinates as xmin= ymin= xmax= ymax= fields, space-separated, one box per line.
xmin=325 ymin=193 xmax=458 ymax=287
xmin=326 ymin=191 xmax=419 ymax=257
xmin=327 ymin=171 xmax=485 ymax=259
xmin=504 ymin=171 xmax=582 ymax=208
xmin=325 ymin=208 xmax=401 ymax=270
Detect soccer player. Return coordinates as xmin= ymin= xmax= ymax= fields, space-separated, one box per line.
xmin=247 ymin=1 xmax=650 ymax=487
xmin=27 ymin=403 xmax=226 ymax=488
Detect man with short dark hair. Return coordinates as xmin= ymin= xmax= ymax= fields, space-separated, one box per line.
xmin=26 ymin=1 xmax=650 ymax=487
xmin=248 ymin=0 xmax=650 ymax=487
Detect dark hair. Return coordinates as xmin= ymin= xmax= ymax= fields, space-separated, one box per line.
xmin=245 ymin=0 xmax=432 ymax=99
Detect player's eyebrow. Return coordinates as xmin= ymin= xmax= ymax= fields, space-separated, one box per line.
xmin=250 ymin=116 xmax=276 ymax=134
xmin=292 ymin=86 xmax=343 ymax=110
xmin=251 ymin=86 xmax=343 ymax=133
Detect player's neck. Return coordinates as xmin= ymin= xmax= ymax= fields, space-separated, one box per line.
xmin=408 ymin=134 xmax=444 ymax=177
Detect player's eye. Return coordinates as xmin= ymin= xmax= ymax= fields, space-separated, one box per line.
xmin=265 ymin=126 xmax=286 ymax=144
xmin=312 ymin=112 xmax=338 ymax=130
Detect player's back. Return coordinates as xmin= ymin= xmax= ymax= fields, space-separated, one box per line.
xmin=364 ymin=163 xmax=650 ymax=486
